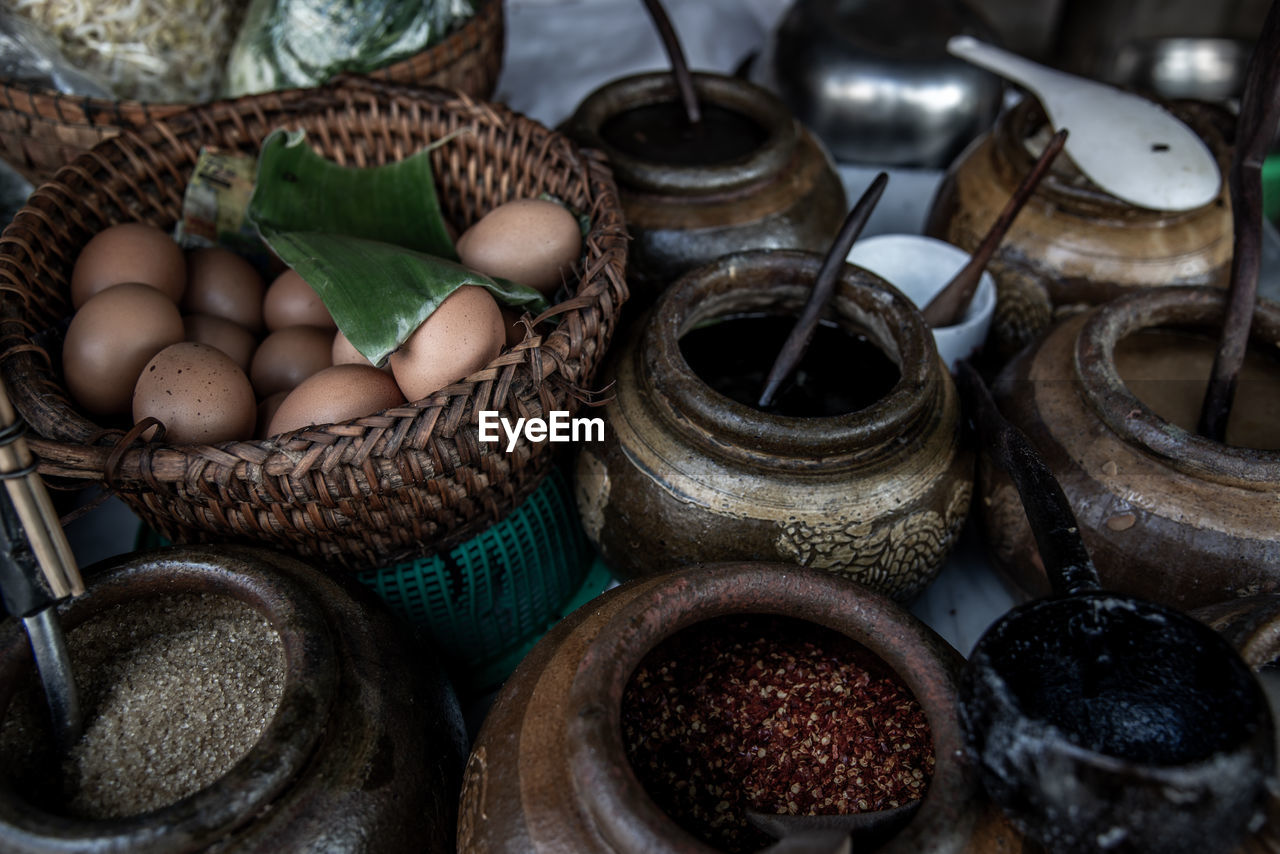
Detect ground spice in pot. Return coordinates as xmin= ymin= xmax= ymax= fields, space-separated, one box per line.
xmin=0 ymin=593 xmax=285 ymax=819
xmin=621 ymin=614 xmax=934 ymax=852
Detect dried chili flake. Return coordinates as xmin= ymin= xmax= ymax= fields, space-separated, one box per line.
xmin=621 ymin=615 xmax=934 ymax=853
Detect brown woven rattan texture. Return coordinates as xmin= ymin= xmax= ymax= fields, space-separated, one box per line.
xmin=0 ymin=0 xmax=505 ymax=184
xmin=0 ymin=76 xmax=628 ymax=570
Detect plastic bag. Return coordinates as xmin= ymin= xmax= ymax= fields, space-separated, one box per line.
xmin=8 ymin=0 xmax=248 ymax=103
xmin=224 ymin=0 xmax=476 ymax=98
xmin=0 ymin=8 xmax=110 ymax=97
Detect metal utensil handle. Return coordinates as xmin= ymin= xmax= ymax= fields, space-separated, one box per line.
xmin=954 ymin=361 xmax=1100 ymax=596
xmin=23 ymin=609 xmax=82 ymax=750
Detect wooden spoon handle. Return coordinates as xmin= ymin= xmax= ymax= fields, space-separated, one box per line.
xmin=1198 ymin=0 xmax=1280 ymax=441
xmin=922 ymin=128 xmax=1067 ymax=328
xmin=640 ymin=0 xmax=701 ymax=125
xmin=758 ymin=172 xmax=888 ymax=409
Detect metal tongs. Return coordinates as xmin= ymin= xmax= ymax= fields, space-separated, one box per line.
xmin=0 ymin=375 xmax=84 ymax=749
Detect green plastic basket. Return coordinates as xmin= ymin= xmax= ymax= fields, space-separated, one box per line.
xmin=356 ymin=468 xmax=608 ymax=689
xmin=139 ymin=467 xmax=611 ymax=692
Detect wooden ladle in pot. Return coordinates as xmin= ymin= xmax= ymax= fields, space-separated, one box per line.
xmin=955 ymin=360 xmax=1276 ymax=854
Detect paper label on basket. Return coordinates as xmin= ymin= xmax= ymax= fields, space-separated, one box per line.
xmin=175 ymin=147 xmax=275 ymax=275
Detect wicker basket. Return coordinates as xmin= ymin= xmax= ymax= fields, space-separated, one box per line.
xmin=0 ymin=76 xmax=628 ymax=571
xmin=0 ymin=0 xmax=505 ymax=184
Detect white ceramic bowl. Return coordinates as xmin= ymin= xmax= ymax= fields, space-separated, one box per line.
xmin=847 ymin=234 xmax=996 ymax=371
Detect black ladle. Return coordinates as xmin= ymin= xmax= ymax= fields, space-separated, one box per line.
xmin=955 ymin=360 xmax=1276 ymax=854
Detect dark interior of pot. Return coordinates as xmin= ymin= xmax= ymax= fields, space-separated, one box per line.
xmin=619 ymin=613 xmax=933 ymax=853
xmin=1113 ymin=324 xmax=1280 ymax=451
xmin=984 ymin=597 xmax=1267 ymax=765
xmin=0 ymin=591 xmax=285 ymax=820
xmin=599 ymin=100 xmax=769 ymax=166
xmin=679 ymin=310 xmax=901 ymax=417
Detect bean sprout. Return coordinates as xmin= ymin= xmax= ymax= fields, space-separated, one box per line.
xmin=12 ymin=0 xmax=249 ymax=102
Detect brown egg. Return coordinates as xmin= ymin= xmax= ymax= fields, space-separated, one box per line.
xmin=183 ymin=247 xmax=265 ymax=331
xmin=456 ymin=199 xmax=581 ymax=295
xmin=71 ymin=223 xmax=186 ymax=308
xmin=390 ymin=286 xmax=505 ymax=402
xmin=331 ymin=328 xmax=377 ymax=368
xmin=184 ymin=314 xmax=257 ymax=372
xmin=63 ymin=283 xmax=184 ymax=416
xmin=133 ymin=343 xmax=256 ymax=444
xmin=267 ymin=365 xmax=405 ymax=436
xmin=263 ymin=269 xmax=336 ymax=331
xmin=249 ymin=326 xmax=333 ymax=398
xmin=256 ymin=391 xmax=289 ymax=438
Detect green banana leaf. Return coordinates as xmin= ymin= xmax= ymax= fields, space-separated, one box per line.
xmin=247 ymin=128 xmax=549 ymax=366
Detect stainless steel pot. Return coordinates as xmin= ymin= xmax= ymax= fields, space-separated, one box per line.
xmin=757 ymin=0 xmax=1004 ymax=168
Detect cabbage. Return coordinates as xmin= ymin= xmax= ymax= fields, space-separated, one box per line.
xmin=224 ymin=0 xmax=476 ymax=98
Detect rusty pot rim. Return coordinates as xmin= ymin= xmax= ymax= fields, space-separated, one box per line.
xmin=563 ymin=71 xmax=798 ymax=195
xmin=0 ymin=545 xmax=338 ymax=850
xmin=565 ymin=562 xmax=975 ymax=854
xmin=995 ymin=97 xmax=1227 ymax=220
xmin=1074 ymin=286 xmax=1280 ymax=485
xmin=640 ymin=249 xmax=946 ymax=463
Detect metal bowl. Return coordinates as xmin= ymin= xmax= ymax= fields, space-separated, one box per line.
xmin=757 ymin=0 xmax=1004 ymax=168
xmin=1108 ymin=37 xmax=1252 ymax=102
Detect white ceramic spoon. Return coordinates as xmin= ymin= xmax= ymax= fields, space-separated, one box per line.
xmin=948 ymin=35 xmax=1221 ymax=212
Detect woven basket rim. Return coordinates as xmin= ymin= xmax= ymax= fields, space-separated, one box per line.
xmin=0 ymin=77 xmax=627 ymax=529
xmin=0 ymin=0 xmax=503 ymax=114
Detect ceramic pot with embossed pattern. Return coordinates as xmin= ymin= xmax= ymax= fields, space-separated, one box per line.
xmin=457 ymin=562 xmax=1022 ymax=853
xmin=0 ymin=545 xmax=466 ymax=853
xmin=926 ymin=97 xmax=1234 ymax=362
xmin=561 ymin=72 xmax=847 ymax=309
xmin=978 ymin=287 xmax=1280 ymax=611
xmin=575 ymin=249 xmax=972 ymax=602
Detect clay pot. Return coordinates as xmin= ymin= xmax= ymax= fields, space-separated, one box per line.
xmin=458 ymin=562 xmax=1018 ymax=853
xmin=978 ymin=287 xmax=1280 ymax=611
xmin=926 ymin=98 xmax=1234 ymax=361
xmin=0 ymin=545 xmax=466 ymax=853
xmin=562 ymin=72 xmax=847 ymax=308
xmin=575 ymin=249 xmax=972 ymax=601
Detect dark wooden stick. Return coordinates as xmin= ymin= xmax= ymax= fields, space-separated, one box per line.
xmin=922 ymin=129 xmax=1068 ymax=328
xmin=1198 ymin=0 xmax=1280 ymax=441
xmin=640 ymin=0 xmax=701 ymax=125
xmin=758 ymin=173 xmax=889 ymax=409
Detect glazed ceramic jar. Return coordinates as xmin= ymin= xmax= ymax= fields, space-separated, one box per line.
xmin=0 ymin=545 xmax=466 ymax=853
xmin=979 ymin=287 xmax=1280 ymax=611
xmin=575 ymin=249 xmax=972 ymax=601
xmin=926 ymin=97 xmax=1234 ymax=360
xmin=562 ymin=72 xmax=847 ymax=307
xmin=457 ymin=562 xmax=1021 ymax=853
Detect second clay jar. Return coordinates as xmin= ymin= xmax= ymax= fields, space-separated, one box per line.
xmin=575 ymin=249 xmax=972 ymax=601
